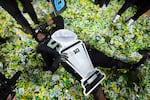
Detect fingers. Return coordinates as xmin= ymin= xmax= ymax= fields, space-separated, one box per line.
xmin=61 ymin=53 xmax=68 ymax=62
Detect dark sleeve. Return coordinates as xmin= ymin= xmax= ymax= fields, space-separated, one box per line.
xmin=38 ymin=22 xmax=49 ymax=31
xmin=50 ymin=55 xmax=61 ymax=73
xmin=50 ymin=15 xmax=64 ymax=33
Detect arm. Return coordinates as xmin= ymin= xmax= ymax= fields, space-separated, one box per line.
xmin=51 ymin=54 xmax=61 ymax=73
xmin=36 ymin=15 xmax=64 ymax=34
xmin=52 ymin=15 xmax=64 ymax=29
xmin=48 ymin=15 xmax=64 ymax=33
xmin=40 ymin=15 xmax=64 ymax=29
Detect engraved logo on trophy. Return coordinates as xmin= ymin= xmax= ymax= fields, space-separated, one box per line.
xmin=73 ymin=48 xmax=80 ymax=54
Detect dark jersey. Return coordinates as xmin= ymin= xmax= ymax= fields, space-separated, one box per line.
xmin=36 ymin=15 xmax=64 ymax=73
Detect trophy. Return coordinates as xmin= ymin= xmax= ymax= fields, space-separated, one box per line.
xmin=52 ymin=29 xmax=105 ymax=96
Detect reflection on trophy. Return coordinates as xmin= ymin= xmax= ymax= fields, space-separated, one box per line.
xmin=52 ymin=29 xmax=105 ymax=96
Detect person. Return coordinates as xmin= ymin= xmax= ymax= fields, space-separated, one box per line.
xmin=35 ymin=15 xmax=148 ymax=72
xmin=34 ymin=15 xmax=148 ymax=100
xmin=113 ymin=0 xmax=150 ymax=25
xmin=0 ymin=0 xmax=39 ymax=34
xmin=0 ymin=71 xmax=22 ymax=100
xmin=34 ymin=15 xmax=106 ymax=100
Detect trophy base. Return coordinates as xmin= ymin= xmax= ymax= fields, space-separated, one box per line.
xmin=81 ymin=70 xmax=105 ymax=96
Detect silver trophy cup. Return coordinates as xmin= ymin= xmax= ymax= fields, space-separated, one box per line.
xmin=52 ymin=29 xmax=105 ymax=96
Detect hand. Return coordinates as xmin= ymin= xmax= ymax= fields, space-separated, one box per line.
xmin=47 ymin=19 xmax=54 ymax=26
xmin=61 ymin=53 xmax=68 ymax=62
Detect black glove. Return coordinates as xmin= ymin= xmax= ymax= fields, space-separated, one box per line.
xmin=35 ymin=23 xmax=48 ymax=34
xmin=60 ymin=53 xmax=68 ymax=62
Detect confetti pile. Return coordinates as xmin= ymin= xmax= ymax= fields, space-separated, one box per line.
xmin=0 ymin=0 xmax=149 ymax=99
